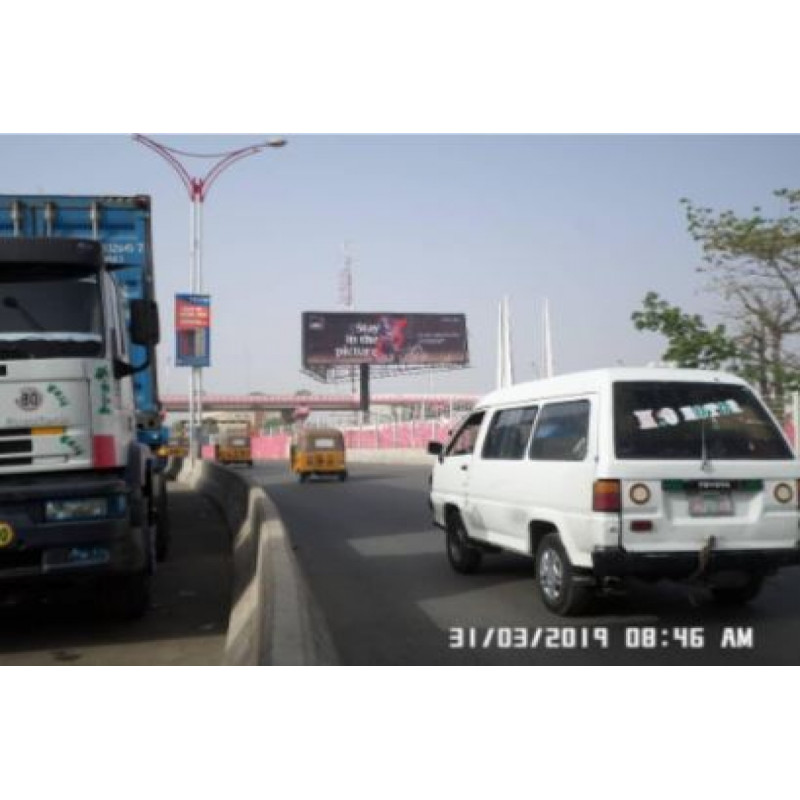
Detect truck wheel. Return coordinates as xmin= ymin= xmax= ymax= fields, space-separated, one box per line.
xmin=710 ymin=574 xmax=764 ymax=605
xmin=107 ymin=572 xmax=151 ymax=620
xmin=155 ymin=476 xmax=171 ymax=562
xmin=446 ymin=512 xmax=482 ymax=574
xmin=535 ymin=532 xmax=590 ymax=616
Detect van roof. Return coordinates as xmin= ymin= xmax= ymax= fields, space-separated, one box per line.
xmin=476 ymin=367 xmax=749 ymax=409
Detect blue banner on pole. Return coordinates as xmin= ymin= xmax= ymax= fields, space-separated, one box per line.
xmin=175 ymin=294 xmax=211 ymax=367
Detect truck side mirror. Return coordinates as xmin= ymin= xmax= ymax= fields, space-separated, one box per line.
xmin=427 ymin=441 xmax=443 ymax=457
xmin=130 ymin=299 xmax=160 ymax=345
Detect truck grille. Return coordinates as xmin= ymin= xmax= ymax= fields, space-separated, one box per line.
xmin=0 ymin=428 xmax=33 ymax=466
xmin=0 ymin=440 xmax=32 ymax=455
xmin=0 ymin=549 xmax=41 ymax=573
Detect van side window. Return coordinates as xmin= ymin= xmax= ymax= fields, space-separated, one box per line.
xmin=446 ymin=412 xmax=485 ymax=457
xmin=529 ymin=400 xmax=590 ymax=461
xmin=482 ymin=406 xmax=538 ymax=460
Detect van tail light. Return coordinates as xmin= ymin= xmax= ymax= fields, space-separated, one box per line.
xmin=593 ymin=479 xmax=621 ymax=512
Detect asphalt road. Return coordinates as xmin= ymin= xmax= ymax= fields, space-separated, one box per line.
xmin=0 ymin=483 xmax=231 ymax=666
xmin=253 ymin=461 xmax=800 ymax=665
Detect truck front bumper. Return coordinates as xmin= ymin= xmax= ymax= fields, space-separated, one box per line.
xmin=592 ymin=545 xmax=800 ymax=580
xmin=0 ymin=472 xmax=148 ymax=584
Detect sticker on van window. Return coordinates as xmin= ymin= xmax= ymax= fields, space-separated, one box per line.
xmin=632 ymin=399 xmax=744 ymax=430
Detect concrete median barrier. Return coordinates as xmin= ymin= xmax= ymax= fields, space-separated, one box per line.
xmin=179 ymin=459 xmax=338 ymax=665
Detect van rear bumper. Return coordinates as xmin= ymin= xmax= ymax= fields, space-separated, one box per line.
xmin=592 ymin=545 xmax=800 ymax=579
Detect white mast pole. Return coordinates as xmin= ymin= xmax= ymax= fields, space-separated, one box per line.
xmin=543 ymin=298 xmax=554 ymax=378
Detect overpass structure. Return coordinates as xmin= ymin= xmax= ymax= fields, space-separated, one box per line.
xmin=161 ymin=393 xmax=479 ymax=416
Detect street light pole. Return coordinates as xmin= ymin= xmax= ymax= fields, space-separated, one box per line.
xmin=133 ymin=135 xmax=287 ymax=465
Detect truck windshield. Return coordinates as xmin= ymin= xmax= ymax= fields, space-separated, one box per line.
xmin=613 ymin=381 xmax=793 ymax=460
xmin=0 ymin=265 xmax=103 ymax=359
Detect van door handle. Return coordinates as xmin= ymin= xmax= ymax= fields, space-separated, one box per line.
xmin=460 ymin=465 xmax=469 ymax=471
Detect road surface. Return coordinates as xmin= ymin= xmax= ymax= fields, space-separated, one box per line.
xmin=0 ymin=483 xmax=231 ymax=666
xmin=253 ymin=461 xmax=800 ymax=665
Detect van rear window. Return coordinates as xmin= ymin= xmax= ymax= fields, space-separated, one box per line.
xmin=613 ymin=381 xmax=792 ymax=460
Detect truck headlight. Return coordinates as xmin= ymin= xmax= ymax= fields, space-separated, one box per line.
xmin=44 ymin=495 xmax=127 ymax=522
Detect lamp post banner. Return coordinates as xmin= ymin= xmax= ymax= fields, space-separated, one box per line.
xmin=175 ymin=293 xmax=211 ymax=367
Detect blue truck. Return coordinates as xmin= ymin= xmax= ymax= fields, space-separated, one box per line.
xmin=0 ymin=195 xmax=169 ymax=616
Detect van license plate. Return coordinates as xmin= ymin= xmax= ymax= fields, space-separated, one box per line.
xmin=689 ymin=491 xmax=734 ymax=517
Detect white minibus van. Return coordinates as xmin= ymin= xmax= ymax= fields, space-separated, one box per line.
xmin=427 ymin=368 xmax=800 ymax=615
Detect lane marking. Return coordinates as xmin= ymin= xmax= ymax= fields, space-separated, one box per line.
xmin=347 ymin=531 xmax=443 ymax=558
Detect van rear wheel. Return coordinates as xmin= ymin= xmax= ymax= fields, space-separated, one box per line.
xmin=536 ymin=533 xmax=589 ymax=616
xmin=446 ymin=513 xmax=482 ymax=574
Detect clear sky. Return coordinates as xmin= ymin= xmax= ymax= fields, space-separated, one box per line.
xmin=2 ymin=134 xmax=799 ymax=398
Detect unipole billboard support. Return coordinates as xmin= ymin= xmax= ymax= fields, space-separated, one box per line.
xmin=360 ymin=363 xmax=370 ymax=422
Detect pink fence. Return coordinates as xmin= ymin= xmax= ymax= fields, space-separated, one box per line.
xmin=343 ymin=421 xmax=452 ymax=450
xmin=251 ymin=434 xmax=291 ymax=460
xmin=200 ymin=436 xmax=290 ymax=462
xmin=234 ymin=421 xmax=455 ymax=461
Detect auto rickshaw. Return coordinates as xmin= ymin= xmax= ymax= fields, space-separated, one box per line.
xmin=215 ymin=421 xmax=253 ymax=467
xmin=290 ymin=427 xmax=347 ymax=482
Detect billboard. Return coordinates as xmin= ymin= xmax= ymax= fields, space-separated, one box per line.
xmin=175 ymin=294 xmax=211 ymax=367
xmin=302 ymin=312 xmax=469 ymax=367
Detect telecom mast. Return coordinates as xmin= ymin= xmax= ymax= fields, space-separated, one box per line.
xmin=339 ymin=240 xmax=354 ymax=310
xmin=338 ymin=241 xmax=358 ymax=401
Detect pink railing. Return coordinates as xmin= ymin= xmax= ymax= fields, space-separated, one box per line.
xmin=201 ymin=444 xmax=216 ymax=460
xmin=342 ymin=420 xmax=452 ymax=450
xmin=251 ymin=434 xmax=292 ymax=460
xmin=203 ymin=416 xmax=800 ymax=463
xmin=215 ymin=420 xmax=456 ymax=461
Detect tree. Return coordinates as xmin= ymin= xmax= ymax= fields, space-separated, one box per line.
xmin=631 ymin=292 xmax=739 ymax=369
xmin=680 ymin=191 xmax=800 ymax=410
xmin=633 ymin=191 xmax=800 ymax=414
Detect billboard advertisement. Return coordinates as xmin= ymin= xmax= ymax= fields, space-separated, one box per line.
xmin=175 ymin=294 xmax=211 ymax=367
xmin=302 ymin=312 xmax=469 ymax=367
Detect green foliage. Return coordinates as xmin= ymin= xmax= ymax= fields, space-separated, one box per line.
xmin=681 ymin=191 xmax=800 ymax=287
xmin=635 ymin=190 xmax=800 ymax=412
xmin=632 ymin=292 xmax=739 ymax=369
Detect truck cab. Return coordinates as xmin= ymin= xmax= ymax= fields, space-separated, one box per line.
xmin=0 ymin=237 xmax=161 ymax=617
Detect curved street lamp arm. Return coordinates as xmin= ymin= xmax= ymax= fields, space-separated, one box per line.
xmin=199 ymin=145 xmax=271 ymax=200
xmin=132 ymin=134 xmax=196 ymax=199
